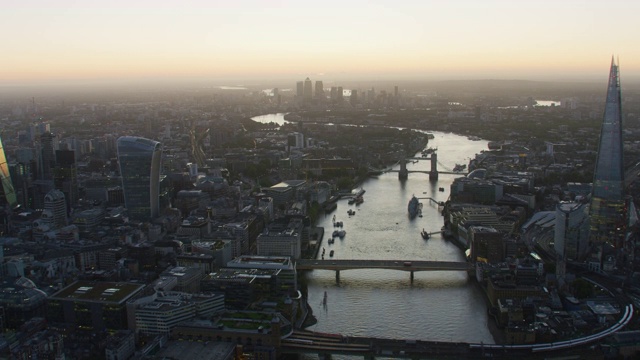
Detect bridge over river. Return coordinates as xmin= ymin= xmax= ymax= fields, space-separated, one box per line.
xmin=282 ymin=303 xmax=633 ymax=359
xmin=296 ymin=259 xmax=472 ymax=281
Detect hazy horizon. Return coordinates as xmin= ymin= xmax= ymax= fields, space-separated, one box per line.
xmin=2 ymin=0 xmax=639 ymax=87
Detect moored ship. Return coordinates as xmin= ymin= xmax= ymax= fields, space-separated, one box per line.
xmin=408 ymin=196 xmax=421 ymax=218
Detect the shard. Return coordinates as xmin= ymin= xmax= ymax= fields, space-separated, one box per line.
xmin=588 ymin=57 xmax=625 ymax=247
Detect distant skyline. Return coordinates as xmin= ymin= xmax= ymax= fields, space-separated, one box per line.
xmin=2 ymin=0 xmax=639 ymax=85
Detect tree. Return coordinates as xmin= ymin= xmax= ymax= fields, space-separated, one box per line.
xmin=336 ymin=177 xmax=353 ymax=191
xmin=573 ymin=278 xmax=595 ymax=299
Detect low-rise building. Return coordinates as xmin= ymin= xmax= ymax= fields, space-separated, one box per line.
xmin=135 ymin=292 xmax=224 ymax=336
xmin=48 ymin=281 xmax=145 ymax=331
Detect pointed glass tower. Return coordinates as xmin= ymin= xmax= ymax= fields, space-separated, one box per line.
xmin=588 ymin=58 xmax=625 ymax=247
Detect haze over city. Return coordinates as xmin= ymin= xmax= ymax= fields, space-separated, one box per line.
xmin=2 ymin=0 xmax=640 ymax=87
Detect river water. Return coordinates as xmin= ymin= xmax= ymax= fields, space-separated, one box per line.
xmin=252 ymin=114 xmax=495 ymax=345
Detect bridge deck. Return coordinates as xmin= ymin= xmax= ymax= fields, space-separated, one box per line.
xmin=296 ymin=259 xmax=471 ymax=271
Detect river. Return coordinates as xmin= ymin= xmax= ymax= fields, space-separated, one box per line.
xmin=252 ymin=114 xmax=495 ymax=345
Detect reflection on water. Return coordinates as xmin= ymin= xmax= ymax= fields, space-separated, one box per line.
xmin=308 ymin=135 xmax=494 ymax=343
xmin=253 ymin=114 xmax=495 ymax=348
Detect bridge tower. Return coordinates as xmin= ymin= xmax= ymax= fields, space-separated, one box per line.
xmin=399 ymin=158 xmax=408 ymax=180
xmin=429 ymin=152 xmax=438 ymax=180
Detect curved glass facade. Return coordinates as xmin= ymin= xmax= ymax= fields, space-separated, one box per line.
xmin=117 ymin=136 xmax=162 ymax=221
xmin=0 ymin=136 xmax=17 ymax=207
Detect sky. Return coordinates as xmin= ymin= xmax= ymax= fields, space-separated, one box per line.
xmin=1 ymin=0 xmax=639 ymax=85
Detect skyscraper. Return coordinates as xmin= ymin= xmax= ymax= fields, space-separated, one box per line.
xmin=296 ymin=81 xmax=304 ymax=98
xmin=53 ymin=150 xmax=78 ymax=212
xmin=38 ymin=132 xmax=56 ymax=181
xmin=588 ymin=58 xmax=625 ymax=248
xmin=555 ymin=202 xmax=589 ymax=261
xmin=0 ymin=135 xmax=17 ymax=208
xmin=314 ymin=81 xmax=324 ymax=99
xmin=117 ymin=136 xmax=162 ymax=221
xmin=303 ymin=77 xmax=313 ymax=102
xmin=44 ymin=189 xmax=67 ymax=229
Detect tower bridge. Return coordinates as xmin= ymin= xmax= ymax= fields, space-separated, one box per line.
xmin=382 ymin=151 xmax=469 ymax=180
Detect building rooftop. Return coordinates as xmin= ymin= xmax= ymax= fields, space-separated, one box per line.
xmin=229 ymin=255 xmax=292 ymax=267
xmin=51 ymin=281 xmax=144 ymax=304
xmin=151 ymin=339 xmax=235 ymax=360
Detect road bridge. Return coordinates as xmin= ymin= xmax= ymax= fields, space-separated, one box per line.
xmin=296 ymin=259 xmax=472 ymax=281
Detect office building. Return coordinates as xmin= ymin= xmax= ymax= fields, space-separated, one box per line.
xmin=48 ymin=281 xmax=145 ymax=331
xmin=43 ymin=189 xmax=67 ymax=229
xmin=303 ymin=77 xmax=312 ymax=102
xmin=0 ymin=278 xmax=48 ymax=330
xmin=53 ymin=149 xmax=78 ymax=210
xmin=330 ymin=87 xmax=337 ymax=101
xmin=315 ymin=80 xmax=324 ymax=99
xmin=105 ymin=330 xmax=135 ymax=360
xmin=588 ymin=58 xmax=625 ymax=248
xmin=555 ymin=202 xmax=589 ymax=261
xmin=38 ymin=132 xmax=56 ymax=181
xmin=256 ymin=225 xmax=302 ymax=259
xmin=134 ymin=292 xmax=224 ymax=336
xmin=227 ymin=255 xmax=297 ymax=295
xmin=201 ymin=268 xmax=279 ymax=309
xmin=160 ymin=266 xmax=205 ymax=293
xmin=0 ymin=135 xmax=17 ymax=208
xmin=117 ymin=136 xmax=162 ymax=221
xmin=296 ymin=81 xmax=303 ymax=98
xmin=469 ymin=226 xmax=503 ymax=263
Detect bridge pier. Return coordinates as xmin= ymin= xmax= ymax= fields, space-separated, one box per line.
xmin=429 ymin=153 xmax=438 ymax=180
xmin=319 ymin=353 xmax=332 ymax=360
xmin=336 ymin=270 xmax=340 ymax=282
xmin=399 ymin=159 xmax=408 ymax=180
xmin=364 ymin=355 xmax=375 ymax=360
xmin=410 ymin=271 xmax=414 ymax=282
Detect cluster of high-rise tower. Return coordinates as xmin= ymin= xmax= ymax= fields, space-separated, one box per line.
xmin=0 ymin=133 xmax=162 ymax=230
xmin=296 ymin=77 xmax=343 ymax=104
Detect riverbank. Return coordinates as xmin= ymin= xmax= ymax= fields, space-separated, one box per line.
xmin=265 ymin=112 xmax=495 ymax=344
xmin=307 ymin=226 xmax=324 ymax=260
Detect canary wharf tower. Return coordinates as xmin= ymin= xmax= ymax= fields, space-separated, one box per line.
xmin=117 ymin=136 xmax=162 ymax=221
xmin=588 ymin=58 xmax=625 ymax=248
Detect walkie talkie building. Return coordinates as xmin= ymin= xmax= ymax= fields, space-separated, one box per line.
xmin=117 ymin=136 xmax=162 ymax=221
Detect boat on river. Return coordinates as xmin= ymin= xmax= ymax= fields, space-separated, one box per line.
xmin=408 ymin=196 xmax=422 ymax=219
xmin=421 ymin=229 xmax=430 ymax=240
xmin=329 ymin=250 xmax=334 ymax=257
xmin=453 ymin=163 xmax=466 ymax=172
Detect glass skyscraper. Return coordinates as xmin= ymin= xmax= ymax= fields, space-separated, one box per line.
xmin=0 ymin=135 xmax=17 ymax=208
xmin=117 ymin=136 xmax=162 ymax=221
xmin=589 ymin=58 xmax=625 ymax=248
